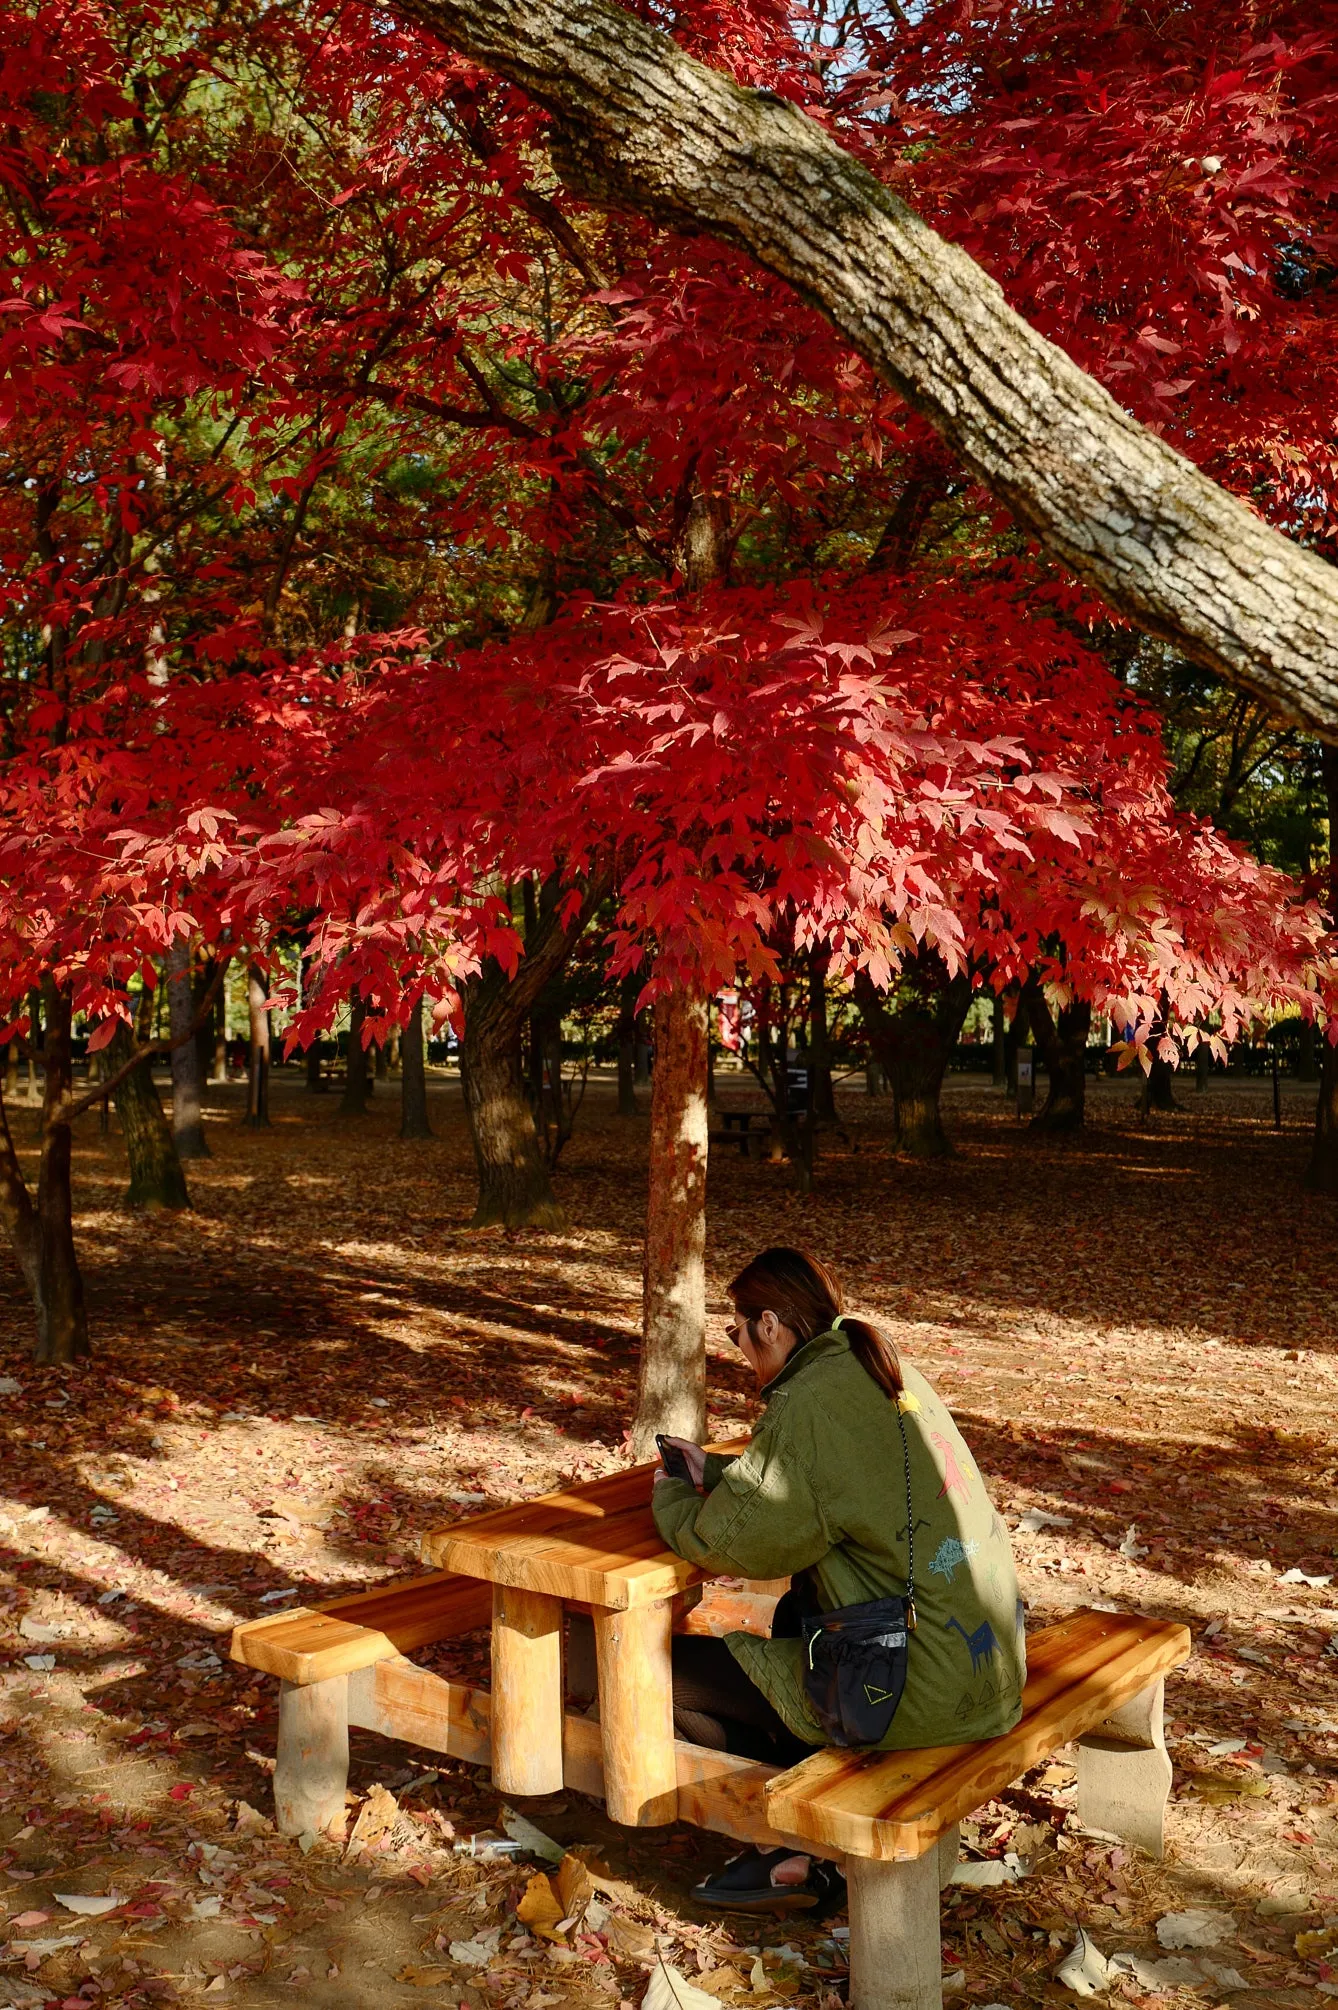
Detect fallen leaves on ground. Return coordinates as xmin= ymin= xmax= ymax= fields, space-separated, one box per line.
xmin=0 ymin=1069 xmax=1337 ymax=2008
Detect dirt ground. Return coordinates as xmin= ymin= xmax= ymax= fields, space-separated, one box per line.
xmin=1 ymin=1066 xmax=1337 ymax=2010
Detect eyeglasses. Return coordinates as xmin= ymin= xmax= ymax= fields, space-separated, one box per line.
xmin=725 ymin=1315 xmax=754 ymax=1349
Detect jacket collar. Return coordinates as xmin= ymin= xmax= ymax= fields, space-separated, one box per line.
xmin=761 ymin=1325 xmax=848 ymax=1401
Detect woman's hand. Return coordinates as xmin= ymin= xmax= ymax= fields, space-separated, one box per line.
xmin=656 ymin=1436 xmax=708 ymax=1491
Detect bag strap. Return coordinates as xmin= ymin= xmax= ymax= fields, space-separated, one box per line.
xmin=891 ymin=1392 xmax=918 ymax=1631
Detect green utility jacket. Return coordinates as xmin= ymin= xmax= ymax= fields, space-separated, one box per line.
xmin=652 ymin=1329 xmax=1025 ymax=1750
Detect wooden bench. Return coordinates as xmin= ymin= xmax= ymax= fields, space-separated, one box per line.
xmin=231 ymin=1485 xmax=1190 ymax=2010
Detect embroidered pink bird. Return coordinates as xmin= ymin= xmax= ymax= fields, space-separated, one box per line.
xmin=931 ymin=1431 xmax=971 ymax=1503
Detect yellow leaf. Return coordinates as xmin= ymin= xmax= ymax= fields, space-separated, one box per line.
xmin=555 ymin=1852 xmax=593 ymax=1920
xmin=516 ymin=1871 xmax=566 ymax=1942
xmin=395 ymin=1966 xmax=456 ymax=1986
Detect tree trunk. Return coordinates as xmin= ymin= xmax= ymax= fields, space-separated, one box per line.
xmin=1023 ymin=985 xmax=1091 ymax=1134
xmin=25 ymin=986 xmax=43 ymax=1105
xmin=211 ymin=981 xmax=227 ymax=1084
xmin=632 ymin=986 xmax=708 ymax=1455
xmin=808 ymin=952 xmax=837 ymax=1122
xmin=167 ymin=941 xmax=210 ymax=1159
xmin=1140 ymin=1053 xmax=1180 ymax=1114
xmin=459 ymin=871 xmax=609 ymax=1228
xmin=0 ymin=978 xmax=90 ymax=1363
xmin=461 ymin=1003 xmax=565 ymax=1228
xmin=854 ymin=958 xmax=973 ymax=1157
xmin=400 ymin=998 xmax=433 ymax=1139
xmin=616 ymin=973 xmax=639 ymax=1116
xmin=246 ymin=965 xmax=271 ymax=1126
xmin=340 ymin=991 xmax=370 ymax=1115
xmin=991 ymin=992 xmax=1007 ymax=1089
xmin=1307 ymin=746 xmax=1338 ymax=1187
xmin=109 ymin=1021 xmax=191 ymax=1211
xmin=390 ymin=0 xmax=1338 ymax=734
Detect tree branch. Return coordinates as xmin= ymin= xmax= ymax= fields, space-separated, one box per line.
xmin=388 ymin=0 xmax=1338 ymax=733
xmin=54 ymin=956 xmax=232 ymax=1129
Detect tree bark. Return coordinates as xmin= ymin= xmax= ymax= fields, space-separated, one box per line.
xmin=390 ymin=0 xmax=1338 ymax=732
xmin=246 ymin=965 xmax=271 ymax=1126
xmin=109 ymin=1020 xmax=191 ymax=1211
xmin=616 ymin=972 xmax=639 ymax=1116
xmin=400 ymin=997 xmax=433 ymax=1139
xmin=854 ymin=957 xmax=973 ymax=1157
xmin=1023 ymin=985 xmax=1092 ymax=1134
xmin=632 ymin=985 xmax=708 ymax=1455
xmin=460 ymin=871 xmax=609 ymax=1228
xmin=0 ymin=978 xmax=90 ymax=1363
xmin=167 ymin=941 xmax=210 ymax=1160
xmin=339 ymin=990 xmax=371 ymax=1115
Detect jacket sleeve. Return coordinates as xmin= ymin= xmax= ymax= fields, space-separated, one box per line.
xmin=651 ymin=1394 xmax=834 ymax=1579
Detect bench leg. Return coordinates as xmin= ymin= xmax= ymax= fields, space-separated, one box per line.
xmin=847 ymin=1851 xmax=943 ymax=2010
xmin=275 ymin=1675 xmax=349 ymax=1838
xmin=594 ymin=1598 xmax=678 ymax=1827
xmin=491 ymin=1584 xmax=565 ymax=1797
xmin=936 ymin=1822 xmax=960 ymax=1889
xmin=1076 ymin=1675 xmax=1173 ymax=1859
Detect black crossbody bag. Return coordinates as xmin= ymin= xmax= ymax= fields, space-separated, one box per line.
xmin=772 ymin=1396 xmax=919 ymax=1748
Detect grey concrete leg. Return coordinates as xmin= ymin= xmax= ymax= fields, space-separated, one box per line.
xmin=275 ymin=1675 xmax=349 ymax=1838
xmin=936 ymin=1823 xmax=961 ymax=1890
xmin=847 ymin=1851 xmax=943 ymax=2010
xmin=1077 ymin=1675 xmax=1173 ymax=1859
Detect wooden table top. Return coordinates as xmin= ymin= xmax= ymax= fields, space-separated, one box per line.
xmin=420 ymin=1447 xmax=743 ymax=1610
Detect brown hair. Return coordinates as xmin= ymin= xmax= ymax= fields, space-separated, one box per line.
xmin=727 ymin=1247 xmax=903 ymax=1402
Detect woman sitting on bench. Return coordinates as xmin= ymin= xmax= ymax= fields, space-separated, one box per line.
xmin=653 ymin=1246 xmax=1025 ymax=1915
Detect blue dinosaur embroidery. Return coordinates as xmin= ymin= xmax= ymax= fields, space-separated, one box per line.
xmin=929 ymin=1536 xmax=979 ymax=1582
xmin=945 ymin=1615 xmax=998 ymax=1674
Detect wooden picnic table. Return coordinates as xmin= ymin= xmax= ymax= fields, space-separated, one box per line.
xmin=420 ymin=1455 xmax=732 ymax=1825
xmin=232 ymin=1459 xmax=1192 ymax=2010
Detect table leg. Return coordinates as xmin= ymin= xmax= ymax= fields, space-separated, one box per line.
xmin=594 ymin=1598 xmax=678 ymax=1826
xmin=491 ymin=1584 xmax=564 ymax=1796
xmin=275 ymin=1675 xmax=348 ymax=1838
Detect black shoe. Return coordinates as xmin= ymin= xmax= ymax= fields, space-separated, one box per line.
xmin=690 ymin=1846 xmax=846 ymax=1916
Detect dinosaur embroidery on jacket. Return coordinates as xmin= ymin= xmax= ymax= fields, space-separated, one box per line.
xmin=929 ymin=1536 xmax=979 ymax=1581
xmin=931 ymin=1431 xmax=972 ymax=1503
xmin=945 ymin=1614 xmax=998 ymax=1674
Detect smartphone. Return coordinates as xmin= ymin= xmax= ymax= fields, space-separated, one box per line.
xmin=655 ymin=1433 xmax=694 ymax=1483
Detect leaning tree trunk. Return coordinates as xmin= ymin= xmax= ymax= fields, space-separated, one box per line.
xmin=616 ymin=973 xmax=639 ymax=1116
xmin=246 ymin=965 xmax=271 ymax=1127
xmin=392 ymin=0 xmax=1338 ymax=735
xmin=1023 ymin=984 xmax=1092 ymax=1134
xmin=854 ymin=960 xmax=973 ymax=1158
xmin=632 ymin=985 xmax=709 ymax=1456
xmin=0 ymin=977 xmax=90 ymax=1362
xmin=399 ymin=997 xmax=433 ymax=1139
xmin=109 ymin=1022 xmax=191 ymax=1211
xmin=167 ymin=940 xmax=210 ymax=1160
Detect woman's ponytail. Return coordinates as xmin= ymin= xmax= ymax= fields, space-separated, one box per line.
xmin=834 ymin=1314 xmax=904 ymax=1402
xmin=728 ymin=1247 xmax=904 ymax=1402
